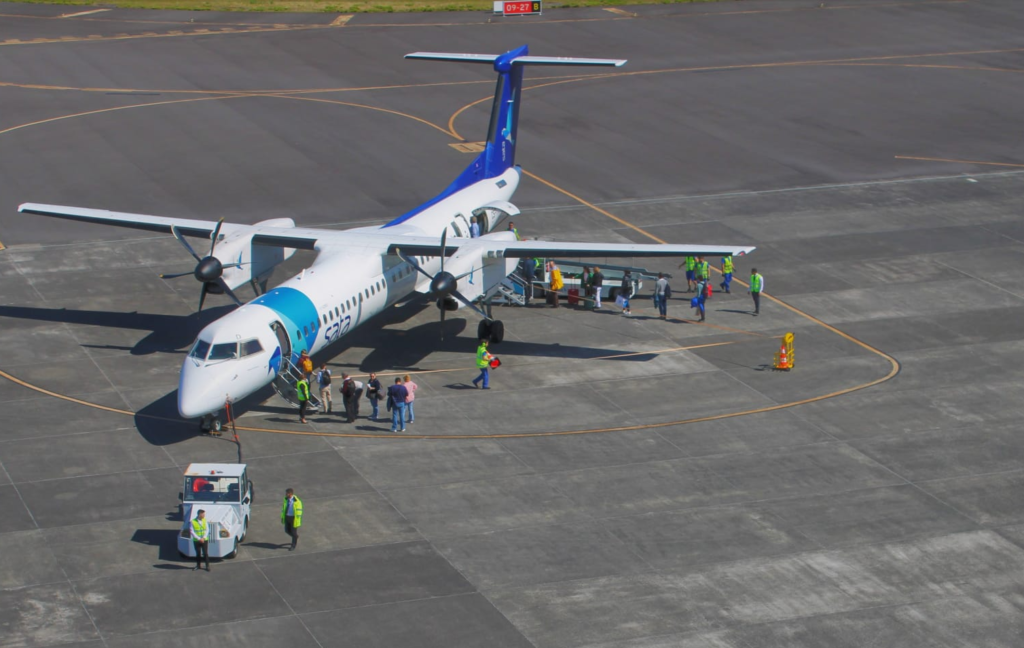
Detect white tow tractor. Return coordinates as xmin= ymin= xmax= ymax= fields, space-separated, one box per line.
xmin=177 ymin=463 xmax=253 ymax=560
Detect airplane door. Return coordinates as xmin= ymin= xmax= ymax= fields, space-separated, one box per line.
xmin=271 ymin=321 xmax=291 ymax=357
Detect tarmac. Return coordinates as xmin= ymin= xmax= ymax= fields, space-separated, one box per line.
xmin=1 ymin=0 xmax=1024 ymax=645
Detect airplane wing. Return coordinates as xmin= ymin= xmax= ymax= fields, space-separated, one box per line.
xmin=18 ymin=203 xmax=322 ymax=250
xmin=386 ymin=239 xmax=755 ymax=258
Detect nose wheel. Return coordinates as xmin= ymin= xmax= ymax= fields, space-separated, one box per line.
xmin=199 ymin=414 xmax=223 ymax=436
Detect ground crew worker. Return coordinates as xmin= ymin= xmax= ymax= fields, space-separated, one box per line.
xmin=472 ymin=339 xmax=494 ymax=389
xmin=507 ymin=221 xmax=520 ymax=240
xmin=296 ymin=375 xmax=310 ymax=424
xmin=678 ymin=256 xmax=697 ymax=292
xmin=719 ymin=255 xmax=734 ymax=294
xmin=191 ymin=509 xmax=210 ymax=571
xmin=282 ymin=488 xmax=302 ymax=551
xmin=749 ymin=267 xmax=764 ymax=316
xmin=694 ymin=278 xmax=708 ymax=322
xmin=696 ymin=256 xmax=710 ymax=283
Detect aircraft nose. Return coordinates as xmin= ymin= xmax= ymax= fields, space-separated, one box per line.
xmin=177 ymin=360 xmax=229 ymax=419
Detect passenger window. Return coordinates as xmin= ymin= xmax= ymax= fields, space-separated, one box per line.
xmin=295 ymin=330 xmax=301 ymax=340
xmin=303 ymin=326 xmax=308 ymax=336
xmin=335 ymin=307 xmax=339 ymax=317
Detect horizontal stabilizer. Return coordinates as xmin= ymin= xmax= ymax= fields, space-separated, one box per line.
xmin=405 ymin=52 xmax=626 ymax=68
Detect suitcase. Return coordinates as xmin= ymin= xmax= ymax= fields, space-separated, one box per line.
xmin=567 ymin=288 xmax=579 ymax=305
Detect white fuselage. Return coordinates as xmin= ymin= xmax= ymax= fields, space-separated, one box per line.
xmin=177 ymin=167 xmax=521 ymax=419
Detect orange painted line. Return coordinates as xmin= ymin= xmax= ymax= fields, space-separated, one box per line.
xmin=895 ymin=155 xmax=1024 ymax=168
xmin=262 ymin=93 xmax=455 ymax=138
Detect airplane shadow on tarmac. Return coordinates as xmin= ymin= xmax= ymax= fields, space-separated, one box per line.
xmin=0 ymin=304 xmax=235 ymax=355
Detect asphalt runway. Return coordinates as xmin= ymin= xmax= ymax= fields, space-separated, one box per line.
xmin=1 ymin=0 xmax=1024 ymax=645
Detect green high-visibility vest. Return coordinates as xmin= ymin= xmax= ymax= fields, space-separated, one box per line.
xmin=281 ymin=496 xmax=303 ymax=527
xmin=751 ymin=273 xmax=763 ymax=292
xmin=722 ymin=256 xmax=733 ymax=274
xmin=685 ymin=257 xmax=696 ymax=271
xmin=476 ymin=345 xmax=491 ymax=368
xmin=191 ymin=518 xmax=209 ymax=541
xmin=296 ymin=379 xmax=310 ymax=401
xmin=511 ymin=227 xmax=520 ymax=241
xmin=697 ymin=261 xmax=709 ymax=278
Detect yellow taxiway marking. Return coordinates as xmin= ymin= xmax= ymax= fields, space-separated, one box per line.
xmin=602 ymin=7 xmax=635 ymax=16
xmin=895 ymin=155 xmax=1024 ymax=168
xmin=449 ymin=141 xmax=486 ymax=153
xmin=60 ymin=8 xmax=112 ymax=18
xmin=330 ymin=14 xmax=354 ymax=26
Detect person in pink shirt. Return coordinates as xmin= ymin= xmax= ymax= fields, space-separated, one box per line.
xmin=403 ymin=374 xmax=418 ymax=425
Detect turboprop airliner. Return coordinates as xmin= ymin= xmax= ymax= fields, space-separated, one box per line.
xmin=19 ymin=45 xmax=755 ymax=431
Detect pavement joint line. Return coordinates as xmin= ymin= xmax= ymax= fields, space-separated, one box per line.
xmin=249 ymin=559 xmax=327 ymax=648
xmin=895 ymin=154 xmax=1024 ymax=168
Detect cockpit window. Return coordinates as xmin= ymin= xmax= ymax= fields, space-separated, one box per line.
xmin=189 ymin=339 xmax=211 ymax=360
xmin=208 ymin=342 xmax=239 ymax=361
xmin=240 ymin=339 xmax=263 ymax=357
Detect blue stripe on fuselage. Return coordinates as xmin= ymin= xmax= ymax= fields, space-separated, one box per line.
xmin=251 ymin=286 xmax=319 ymax=357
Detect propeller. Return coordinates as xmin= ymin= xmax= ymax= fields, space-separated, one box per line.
xmin=395 ymin=229 xmax=490 ymax=339
xmin=159 ymin=219 xmax=243 ymax=312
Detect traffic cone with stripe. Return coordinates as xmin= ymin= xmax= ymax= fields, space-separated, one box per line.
xmin=774 ymin=340 xmax=791 ymax=371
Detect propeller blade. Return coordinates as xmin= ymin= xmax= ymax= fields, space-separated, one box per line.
xmin=451 ymin=289 xmax=492 ymax=321
xmin=170 ymin=225 xmax=202 ymax=262
xmin=216 ymin=278 xmax=244 ymax=307
xmin=439 ymin=228 xmax=447 ymax=274
xmin=208 ymin=218 xmax=225 ymax=257
xmin=198 ymin=283 xmax=209 ymax=313
xmin=159 ymin=271 xmax=193 ymax=279
xmin=395 ymin=248 xmax=433 ymax=281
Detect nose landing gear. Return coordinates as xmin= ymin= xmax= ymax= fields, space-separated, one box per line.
xmin=199 ymin=414 xmax=223 ymax=436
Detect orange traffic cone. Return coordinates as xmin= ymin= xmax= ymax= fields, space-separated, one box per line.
xmin=775 ymin=341 xmax=790 ymax=371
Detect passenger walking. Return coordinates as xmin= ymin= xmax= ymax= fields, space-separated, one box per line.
xmin=281 ymin=488 xmax=302 ymax=551
xmin=693 ymin=278 xmax=708 ymax=322
xmin=191 ymin=509 xmax=210 ymax=571
xmin=581 ymin=266 xmax=592 ymax=307
xmin=403 ymin=374 xmax=417 ymax=425
xmin=547 ymin=261 xmax=563 ymax=308
xmin=469 ymin=215 xmax=481 ymax=238
xmin=298 ymin=349 xmax=313 ymax=378
xmin=619 ymin=270 xmax=634 ymax=316
xmin=592 ymin=266 xmax=604 ymax=310
xmin=366 ymin=372 xmax=383 ymax=421
xmin=654 ymin=273 xmax=669 ymax=320
xmin=678 ymin=256 xmax=696 ymax=292
xmin=520 ymin=253 xmax=534 ymax=306
xmin=719 ymin=254 xmax=734 ymax=294
xmin=296 ymin=375 xmax=311 ymax=424
xmin=387 ymin=378 xmax=408 ymax=432
xmin=472 ymin=339 xmax=494 ymax=389
xmin=316 ymin=363 xmax=332 ymax=413
xmin=341 ymin=373 xmax=359 ymax=423
xmin=749 ymin=268 xmax=764 ymax=316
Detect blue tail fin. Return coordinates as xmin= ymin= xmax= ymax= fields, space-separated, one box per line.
xmin=383 ymin=47 xmax=625 ymax=227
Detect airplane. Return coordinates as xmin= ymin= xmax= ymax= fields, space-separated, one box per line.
xmin=18 ymin=45 xmax=755 ymax=432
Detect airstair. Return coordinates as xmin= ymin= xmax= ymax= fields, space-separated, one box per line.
xmin=489 ymin=273 xmax=530 ymax=306
xmin=271 ymin=356 xmax=322 ymax=412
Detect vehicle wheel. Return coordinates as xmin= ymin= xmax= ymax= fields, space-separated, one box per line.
xmin=477 ymin=320 xmax=492 ymax=342
xmin=489 ymin=320 xmax=505 ymax=344
xmin=225 ymin=541 xmax=238 ymax=559
xmin=240 ymin=517 xmax=248 ymax=543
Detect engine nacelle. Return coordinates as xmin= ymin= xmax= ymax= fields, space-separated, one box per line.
xmin=218 ymin=218 xmax=297 ymax=292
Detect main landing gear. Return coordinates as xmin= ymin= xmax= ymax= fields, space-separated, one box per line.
xmin=477 ymin=319 xmax=505 ymax=344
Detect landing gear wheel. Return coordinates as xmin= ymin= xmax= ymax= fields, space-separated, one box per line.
xmin=477 ymin=320 xmax=492 ymax=342
xmin=489 ymin=320 xmax=505 ymax=344
xmin=212 ymin=419 xmax=222 ymax=434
